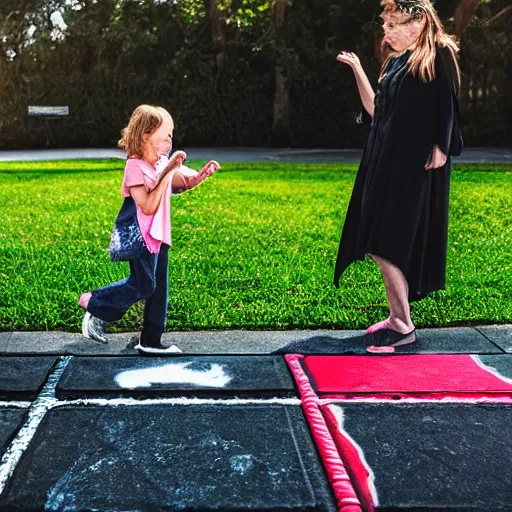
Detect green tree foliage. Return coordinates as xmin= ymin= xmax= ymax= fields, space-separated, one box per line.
xmin=0 ymin=0 xmax=510 ymax=149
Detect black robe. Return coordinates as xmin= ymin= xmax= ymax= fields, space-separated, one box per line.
xmin=334 ymin=46 xmax=463 ymax=302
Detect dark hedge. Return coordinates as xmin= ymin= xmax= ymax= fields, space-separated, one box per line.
xmin=0 ymin=0 xmax=510 ymax=149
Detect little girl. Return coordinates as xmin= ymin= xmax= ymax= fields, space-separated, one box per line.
xmin=79 ymin=104 xmax=220 ymax=354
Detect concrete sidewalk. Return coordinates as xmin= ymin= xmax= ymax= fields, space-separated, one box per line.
xmin=1 ymin=326 xmax=511 ymax=511
xmin=0 ymin=325 xmax=510 ymax=355
xmin=1 ymin=146 xmax=511 ymax=164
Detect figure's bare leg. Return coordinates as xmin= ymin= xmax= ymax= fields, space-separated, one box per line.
xmin=367 ymin=254 xmax=415 ymax=334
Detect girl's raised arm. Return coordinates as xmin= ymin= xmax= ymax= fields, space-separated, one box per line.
xmin=130 ymin=152 xmax=186 ymax=215
xmin=337 ymin=51 xmax=375 ymax=117
xmin=171 ymin=161 xmax=221 ymax=194
xmin=129 ymin=176 xmax=172 ymax=216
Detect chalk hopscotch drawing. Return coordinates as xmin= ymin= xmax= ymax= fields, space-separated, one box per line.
xmin=114 ymin=362 xmax=232 ymax=389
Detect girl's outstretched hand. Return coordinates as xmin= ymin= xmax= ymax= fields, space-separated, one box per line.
xmin=173 ymin=160 xmax=221 ymax=193
xmin=199 ymin=160 xmax=221 ymax=179
xmin=336 ymin=51 xmax=361 ymax=69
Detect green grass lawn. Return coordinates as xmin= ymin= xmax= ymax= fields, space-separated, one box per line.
xmin=0 ymin=159 xmax=510 ymax=332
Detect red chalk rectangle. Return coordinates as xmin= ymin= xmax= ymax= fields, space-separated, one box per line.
xmin=304 ymin=355 xmax=512 ymax=394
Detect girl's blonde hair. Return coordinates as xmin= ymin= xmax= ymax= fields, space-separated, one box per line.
xmin=379 ymin=0 xmax=461 ymax=90
xmin=118 ymin=105 xmax=174 ymax=158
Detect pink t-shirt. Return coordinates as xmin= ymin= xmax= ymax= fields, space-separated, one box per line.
xmin=120 ymin=157 xmax=172 ymax=254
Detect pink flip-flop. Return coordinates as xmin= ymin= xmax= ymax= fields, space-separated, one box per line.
xmin=366 ymin=328 xmax=417 ymax=354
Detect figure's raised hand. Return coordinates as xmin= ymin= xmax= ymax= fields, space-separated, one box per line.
xmin=158 ymin=150 xmax=188 ymax=186
xmin=199 ymin=160 xmax=221 ymax=179
xmin=177 ymin=160 xmax=221 ymax=192
xmin=336 ymin=51 xmax=361 ymax=69
xmin=169 ymin=150 xmax=187 ymax=168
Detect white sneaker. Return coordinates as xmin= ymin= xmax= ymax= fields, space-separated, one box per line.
xmin=135 ymin=341 xmax=182 ymax=355
xmin=82 ymin=312 xmax=108 ymax=344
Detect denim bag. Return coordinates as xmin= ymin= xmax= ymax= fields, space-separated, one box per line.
xmin=109 ymin=196 xmax=147 ymax=261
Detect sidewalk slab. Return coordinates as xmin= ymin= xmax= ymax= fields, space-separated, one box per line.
xmin=0 ymin=333 xmax=12 ymax=345
xmin=56 ymin=356 xmax=296 ymax=399
xmin=479 ymin=355 xmax=512 ymax=381
xmin=3 ymin=332 xmax=113 ymax=355
xmin=397 ymin=327 xmax=502 ymax=354
xmin=0 ymin=357 xmax=57 ymax=400
xmin=273 ymin=327 xmax=501 ymax=355
xmin=1 ymin=404 xmax=336 ymax=511
xmin=477 ymin=325 xmax=512 ymax=353
xmin=1 ymin=330 xmax=365 ymax=355
xmin=1 ymin=328 xmax=504 ymax=356
xmin=0 ymin=408 xmax=27 ymax=455
xmin=328 ymin=402 xmax=512 ymax=511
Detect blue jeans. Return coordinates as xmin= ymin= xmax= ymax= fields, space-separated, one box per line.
xmin=87 ymin=245 xmax=169 ymax=345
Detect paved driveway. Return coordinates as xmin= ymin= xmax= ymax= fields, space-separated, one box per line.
xmin=1 ymin=146 xmax=511 ymax=163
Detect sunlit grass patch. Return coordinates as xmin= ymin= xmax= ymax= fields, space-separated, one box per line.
xmin=0 ymin=160 xmax=510 ymax=331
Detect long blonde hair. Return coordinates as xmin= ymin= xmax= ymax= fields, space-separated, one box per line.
xmin=118 ymin=105 xmax=174 ymax=158
xmin=380 ymin=0 xmax=461 ymax=90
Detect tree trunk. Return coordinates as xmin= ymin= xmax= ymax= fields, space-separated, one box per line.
xmin=454 ymin=0 xmax=480 ymax=39
xmin=205 ymin=0 xmax=226 ymax=69
xmin=273 ymin=65 xmax=291 ymax=144
xmin=271 ymin=0 xmax=292 ymax=146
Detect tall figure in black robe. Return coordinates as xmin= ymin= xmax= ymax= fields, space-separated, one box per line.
xmin=334 ymin=0 xmax=463 ymax=351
